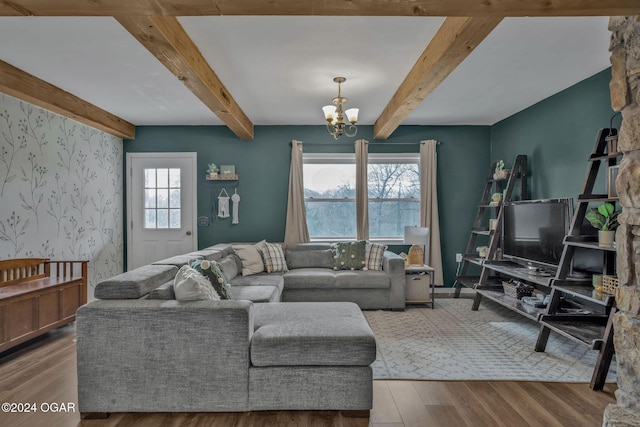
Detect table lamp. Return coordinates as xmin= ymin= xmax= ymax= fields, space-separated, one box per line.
xmin=404 ymin=226 xmax=430 ymax=265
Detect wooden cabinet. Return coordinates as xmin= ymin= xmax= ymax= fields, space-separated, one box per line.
xmin=0 ymin=259 xmax=87 ymax=353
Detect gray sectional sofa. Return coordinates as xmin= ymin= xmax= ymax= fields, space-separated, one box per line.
xmin=76 ymin=241 xmax=405 ymax=416
xmin=146 ymin=242 xmax=406 ymax=310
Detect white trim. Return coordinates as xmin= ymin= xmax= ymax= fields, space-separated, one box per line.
xmin=126 ymin=152 xmax=198 ymax=270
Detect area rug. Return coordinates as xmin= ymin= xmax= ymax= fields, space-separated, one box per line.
xmin=363 ymin=297 xmax=617 ymax=382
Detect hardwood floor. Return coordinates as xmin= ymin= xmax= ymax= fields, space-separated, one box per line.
xmin=0 ymin=324 xmax=617 ymax=427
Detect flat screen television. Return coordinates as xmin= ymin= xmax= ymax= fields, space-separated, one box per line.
xmin=501 ymin=198 xmax=573 ymax=271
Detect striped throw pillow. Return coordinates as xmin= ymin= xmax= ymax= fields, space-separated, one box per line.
xmin=262 ymin=242 xmax=288 ymax=273
xmin=365 ymin=243 xmax=387 ymax=271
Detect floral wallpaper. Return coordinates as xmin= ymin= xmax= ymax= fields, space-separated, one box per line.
xmin=0 ymin=93 xmax=123 ymax=298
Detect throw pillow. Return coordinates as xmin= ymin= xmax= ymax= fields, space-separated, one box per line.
xmin=261 ymin=242 xmax=288 ymax=273
xmin=333 ymin=240 xmax=367 ymax=271
xmin=190 ymin=259 xmax=232 ymax=299
xmin=365 ymin=243 xmax=387 ymax=271
xmin=173 ymin=265 xmax=220 ymax=301
xmin=232 ymin=243 xmax=265 ymax=276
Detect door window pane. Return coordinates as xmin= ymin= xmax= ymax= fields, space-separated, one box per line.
xmin=169 ymin=168 xmax=181 ymax=187
xmin=169 ymin=209 xmax=181 ymax=228
xmin=170 ymin=189 xmax=181 ymax=208
xmin=157 ymin=209 xmax=169 ymax=228
xmin=145 ymin=209 xmax=156 ymax=228
xmin=144 ymin=169 xmax=156 ymax=188
xmin=144 ymin=189 xmax=156 ymax=208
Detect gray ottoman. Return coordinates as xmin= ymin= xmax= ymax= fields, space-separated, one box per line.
xmin=248 ymin=302 xmax=376 ymax=411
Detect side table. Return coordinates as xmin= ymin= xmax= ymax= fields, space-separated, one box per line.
xmin=405 ymin=264 xmax=435 ymax=308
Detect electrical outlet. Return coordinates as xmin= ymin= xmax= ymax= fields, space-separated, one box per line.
xmin=456 ymin=253 xmax=463 ymax=262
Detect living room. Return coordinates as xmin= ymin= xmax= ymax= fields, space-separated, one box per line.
xmin=1 ymin=3 xmax=640 ymax=426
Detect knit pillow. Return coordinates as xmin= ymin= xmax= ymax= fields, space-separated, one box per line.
xmin=365 ymin=243 xmax=387 ymax=271
xmin=173 ymin=265 xmax=220 ymax=301
xmin=190 ymin=259 xmax=232 ymax=300
xmin=333 ymin=240 xmax=367 ymax=271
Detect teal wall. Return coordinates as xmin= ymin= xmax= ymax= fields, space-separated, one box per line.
xmin=124 ymin=68 xmax=614 ymax=288
xmin=125 ymin=125 xmax=491 ymax=286
xmin=491 ymin=68 xmax=618 ymax=201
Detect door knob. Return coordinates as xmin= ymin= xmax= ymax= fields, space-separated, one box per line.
xmin=186 ymin=231 xmax=192 ymax=236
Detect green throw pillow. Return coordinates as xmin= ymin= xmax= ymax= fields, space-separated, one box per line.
xmin=333 ymin=240 xmax=367 ymax=271
xmin=190 ymin=259 xmax=232 ymax=299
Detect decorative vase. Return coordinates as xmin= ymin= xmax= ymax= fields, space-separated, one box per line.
xmin=598 ymin=230 xmax=615 ymax=247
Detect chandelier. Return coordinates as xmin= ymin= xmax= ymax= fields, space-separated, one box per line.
xmin=322 ymin=77 xmax=359 ymax=140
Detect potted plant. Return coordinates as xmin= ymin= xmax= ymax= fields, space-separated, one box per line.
xmin=207 ymin=163 xmax=219 ymax=179
xmin=585 ymin=202 xmax=620 ymax=246
xmin=476 ymin=246 xmax=489 ymax=258
xmin=493 ymin=160 xmax=509 ymax=179
xmin=490 ymin=192 xmax=503 ymax=205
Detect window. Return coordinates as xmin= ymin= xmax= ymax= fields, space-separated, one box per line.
xmin=144 ymin=168 xmax=181 ymax=229
xmin=303 ymin=153 xmax=420 ymax=242
xmin=368 ymin=154 xmax=420 ymax=240
xmin=303 ymin=154 xmax=356 ymax=240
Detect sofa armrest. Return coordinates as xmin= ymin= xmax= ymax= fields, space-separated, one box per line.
xmin=76 ymin=299 xmax=254 ymax=412
xmin=382 ymin=251 xmax=405 ymax=310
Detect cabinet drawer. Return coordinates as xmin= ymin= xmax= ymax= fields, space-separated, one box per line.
xmin=405 ymin=274 xmax=431 ymax=302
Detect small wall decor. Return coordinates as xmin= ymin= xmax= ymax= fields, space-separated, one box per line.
xmin=220 ymin=165 xmax=235 ymax=175
xmin=217 ymin=188 xmax=230 ymax=218
xmin=231 ymin=189 xmax=240 ymax=224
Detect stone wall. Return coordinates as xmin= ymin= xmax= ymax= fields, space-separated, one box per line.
xmin=605 ymin=16 xmax=640 ymax=427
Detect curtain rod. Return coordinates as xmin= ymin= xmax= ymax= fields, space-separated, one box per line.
xmin=290 ymin=141 xmax=440 ymax=146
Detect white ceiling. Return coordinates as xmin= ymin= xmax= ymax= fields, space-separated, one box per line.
xmin=0 ymin=15 xmax=611 ymax=129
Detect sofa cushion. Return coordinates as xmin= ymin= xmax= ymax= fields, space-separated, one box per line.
xmin=231 ymin=285 xmax=280 ymax=303
xmin=335 ymin=271 xmax=390 ymax=289
xmin=230 ymin=273 xmax=285 ymax=293
xmin=333 ymin=241 xmax=366 ymax=271
xmin=365 ymin=243 xmax=387 ymax=271
xmin=232 ymin=243 xmax=265 ymax=276
xmin=148 ymin=280 xmax=175 ymax=300
xmin=152 ymin=254 xmax=203 ymax=267
xmin=174 ymin=265 xmax=220 ymax=301
xmin=94 ymin=264 xmax=178 ymax=299
xmin=283 ymin=269 xmax=336 ymax=289
xmin=261 ymin=242 xmax=288 ymax=273
xmin=218 ymin=254 xmax=241 ymax=282
xmin=251 ymin=302 xmax=376 ymax=367
xmin=186 ymin=248 xmax=223 ymax=261
xmin=285 ymin=249 xmax=334 ymax=269
xmin=190 ymin=259 xmax=232 ymax=300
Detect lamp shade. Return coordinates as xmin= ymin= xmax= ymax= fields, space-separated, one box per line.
xmin=345 ymin=108 xmax=359 ymax=124
xmin=404 ymin=226 xmax=429 ymax=245
xmin=322 ymin=105 xmax=336 ymax=121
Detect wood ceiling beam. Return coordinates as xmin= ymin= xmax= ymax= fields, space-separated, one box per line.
xmin=374 ymin=16 xmax=502 ymax=139
xmin=0 ymin=0 xmax=638 ymax=17
xmin=0 ymin=59 xmax=135 ymax=139
xmin=117 ymin=16 xmax=253 ymax=139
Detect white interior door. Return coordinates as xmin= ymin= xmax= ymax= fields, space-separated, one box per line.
xmin=127 ymin=153 xmax=197 ymax=270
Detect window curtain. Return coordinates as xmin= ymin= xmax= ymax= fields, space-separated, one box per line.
xmin=284 ymin=140 xmax=310 ymax=247
xmin=355 ymin=139 xmax=369 ymax=241
xmin=420 ymin=140 xmax=443 ymax=285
